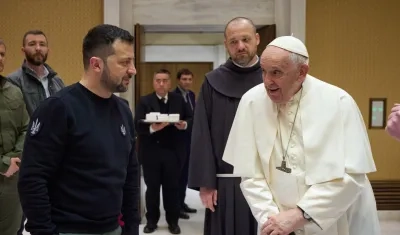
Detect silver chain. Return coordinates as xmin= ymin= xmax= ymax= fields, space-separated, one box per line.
xmin=277 ymin=88 xmax=303 ymax=163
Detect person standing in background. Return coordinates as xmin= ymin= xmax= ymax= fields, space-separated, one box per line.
xmin=8 ymin=30 xmax=64 ymax=116
xmin=188 ymin=17 xmax=262 ymax=235
xmin=0 ymin=39 xmax=30 ymax=235
xmin=134 ymin=69 xmax=193 ymax=234
xmin=173 ymin=68 xmax=197 ymax=220
xmin=7 ymin=29 xmax=65 ymax=235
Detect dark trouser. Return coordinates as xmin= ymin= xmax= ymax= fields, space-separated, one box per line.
xmin=178 ymin=153 xmax=189 ymax=209
xmin=0 ymin=175 xmax=23 ymax=235
xmin=59 ymin=226 xmax=121 ymax=235
xmin=142 ymin=149 xmax=180 ymax=226
xmin=17 ymin=214 xmax=25 ymax=235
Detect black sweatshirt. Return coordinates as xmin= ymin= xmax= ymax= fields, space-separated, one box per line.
xmin=18 ymin=82 xmax=140 ymax=235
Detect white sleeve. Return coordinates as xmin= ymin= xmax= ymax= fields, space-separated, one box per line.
xmin=297 ymin=174 xmax=365 ymax=234
xmin=222 ymin=93 xmax=279 ymax=225
xmin=240 ymin=177 xmax=280 ymax=225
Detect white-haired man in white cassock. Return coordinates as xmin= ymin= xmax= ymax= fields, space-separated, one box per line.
xmin=222 ymin=36 xmax=381 ymax=235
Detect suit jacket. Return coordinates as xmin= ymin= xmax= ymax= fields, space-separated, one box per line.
xmin=173 ymin=87 xmax=195 ymax=133
xmin=134 ymin=92 xmax=193 ymax=166
xmin=174 ymin=87 xmax=195 ymax=108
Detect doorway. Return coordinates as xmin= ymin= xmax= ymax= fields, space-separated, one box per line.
xmin=138 ymin=62 xmax=214 ymax=98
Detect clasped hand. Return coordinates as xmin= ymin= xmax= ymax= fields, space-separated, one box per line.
xmin=0 ymin=157 xmax=21 ymax=178
xmin=261 ymin=208 xmax=307 ymax=235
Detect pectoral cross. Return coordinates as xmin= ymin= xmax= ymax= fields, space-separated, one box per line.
xmin=276 ymin=160 xmax=292 ymax=173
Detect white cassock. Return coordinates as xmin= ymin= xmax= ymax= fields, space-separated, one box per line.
xmin=222 ymin=75 xmax=381 ymax=235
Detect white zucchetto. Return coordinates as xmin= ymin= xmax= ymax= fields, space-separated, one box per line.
xmin=267 ymin=36 xmax=309 ymax=58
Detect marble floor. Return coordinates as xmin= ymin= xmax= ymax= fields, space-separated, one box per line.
xmin=23 ymin=188 xmax=400 ymax=235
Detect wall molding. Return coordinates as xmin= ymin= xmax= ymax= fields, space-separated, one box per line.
xmin=274 ymin=0 xmax=306 ymax=43
xmin=144 ymin=45 xmax=227 ymax=69
xmin=371 ymin=180 xmax=400 ymax=210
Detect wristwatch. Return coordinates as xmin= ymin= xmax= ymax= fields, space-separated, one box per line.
xmin=303 ymin=211 xmax=312 ymax=220
xmin=298 ymin=206 xmax=312 ymax=221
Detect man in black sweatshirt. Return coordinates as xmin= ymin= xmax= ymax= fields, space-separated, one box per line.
xmin=17 ymin=24 xmax=140 ymax=235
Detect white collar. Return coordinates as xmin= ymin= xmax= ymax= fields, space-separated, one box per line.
xmin=232 ymin=55 xmax=259 ymax=68
xmin=156 ymin=93 xmax=168 ymax=101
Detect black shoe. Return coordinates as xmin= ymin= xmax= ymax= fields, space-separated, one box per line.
xmin=168 ymin=224 xmax=181 ymax=234
xmin=183 ymin=203 xmax=197 ymax=213
xmin=143 ymin=224 xmax=157 ymax=233
xmin=179 ymin=211 xmax=190 ymax=219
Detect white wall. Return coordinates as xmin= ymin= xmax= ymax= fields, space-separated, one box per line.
xmin=274 ymin=0 xmax=306 ymax=42
xmin=104 ymin=0 xmax=120 ymax=27
xmin=144 ymin=45 xmax=227 ymax=69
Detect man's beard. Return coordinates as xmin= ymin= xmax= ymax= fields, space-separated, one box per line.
xmin=25 ymin=52 xmax=47 ymax=66
xmin=100 ymin=66 xmax=128 ymax=93
xmin=232 ymin=51 xmax=256 ymax=67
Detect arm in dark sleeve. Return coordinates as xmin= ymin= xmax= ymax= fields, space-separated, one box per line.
xmin=188 ymin=79 xmax=217 ymax=190
xmin=18 ymin=97 xmax=68 ymax=235
xmin=133 ymin=97 xmax=151 ymax=135
xmin=121 ymin=119 xmax=140 ymax=235
xmin=181 ymin=96 xmax=193 ymax=129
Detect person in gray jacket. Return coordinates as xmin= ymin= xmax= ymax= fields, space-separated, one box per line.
xmin=7 ymin=30 xmax=64 ymax=235
xmin=7 ymin=30 xmax=64 ymax=116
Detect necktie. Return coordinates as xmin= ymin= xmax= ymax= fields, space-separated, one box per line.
xmin=186 ymin=93 xmax=193 ymax=111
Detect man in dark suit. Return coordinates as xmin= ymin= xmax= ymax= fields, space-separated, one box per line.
xmin=134 ymin=69 xmax=193 ymax=234
xmin=173 ymin=69 xmax=197 ymax=220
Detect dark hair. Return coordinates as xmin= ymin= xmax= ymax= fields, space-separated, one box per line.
xmin=22 ymin=30 xmax=47 ymax=46
xmin=82 ymin=24 xmax=134 ymax=70
xmin=224 ymin=17 xmax=257 ymax=38
xmin=0 ymin=39 xmax=5 ymax=49
xmin=176 ymin=68 xmax=193 ymax=79
xmin=154 ymin=68 xmax=171 ymax=76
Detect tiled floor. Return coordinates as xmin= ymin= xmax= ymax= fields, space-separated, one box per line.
xmin=138 ymin=188 xmax=204 ymax=235
xmin=23 ymin=188 xmax=400 ymax=235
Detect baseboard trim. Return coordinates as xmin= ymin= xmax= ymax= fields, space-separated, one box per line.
xmin=371 ymin=180 xmax=400 ymax=210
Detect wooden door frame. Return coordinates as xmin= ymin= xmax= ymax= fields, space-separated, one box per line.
xmin=256 ymin=24 xmax=276 ymax=56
